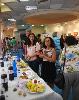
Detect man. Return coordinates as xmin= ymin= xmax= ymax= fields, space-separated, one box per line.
xmin=24 ymin=30 xmax=31 ymax=45
xmin=22 ymin=30 xmax=31 ymax=58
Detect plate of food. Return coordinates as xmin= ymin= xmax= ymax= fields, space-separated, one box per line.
xmin=19 ymin=71 xmax=34 ymax=79
xmin=25 ymin=71 xmax=34 ymax=79
xmin=25 ymin=79 xmax=45 ymax=93
xmin=19 ymin=75 xmax=28 ymax=79
xmin=17 ymin=60 xmax=28 ymax=68
xmin=20 ymin=68 xmax=27 ymax=72
xmin=19 ymin=71 xmax=29 ymax=79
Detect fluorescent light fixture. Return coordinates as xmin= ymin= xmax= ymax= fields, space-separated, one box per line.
xmin=25 ymin=6 xmax=37 ymax=10
xmin=1 ymin=3 xmax=4 ymax=6
xmin=8 ymin=18 xmax=16 ymax=21
xmin=40 ymin=24 xmax=44 ymax=26
xmin=20 ymin=0 xmax=29 ymax=1
xmin=21 ymin=25 xmax=25 ymax=26
xmin=32 ymin=25 xmax=35 ymax=27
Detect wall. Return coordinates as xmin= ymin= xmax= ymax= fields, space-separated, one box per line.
xmin=31 ymin=19 xmax=79 ymax=40
xmin=32 ymin=26 xmax=45 ymax=36
xmin=3 ymin=28 xmax=14 ymax=37
xmin=45 ymin=19 xmax=79 ymax=37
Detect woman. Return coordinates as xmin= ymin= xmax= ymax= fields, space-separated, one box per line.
xmin=60 ymin=35 xmax=66 ymax=50
xmin=25 ymin=33 xmax=40 ymax=74
xmin=37 ymin=37 xmax=56 ymax=87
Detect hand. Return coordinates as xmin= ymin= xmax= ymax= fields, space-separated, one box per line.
xmin=27 ymin=56 xmax=31 ymax=60
xmin=36 ymin=51 xmax=40 ymax=56
xmin=39 ymin=53 xmax=44 ymax=58
xmin=25 ymin=55 xmax=27 ymax=59
xmin=25 ymin=55 xmax=31 ymax=60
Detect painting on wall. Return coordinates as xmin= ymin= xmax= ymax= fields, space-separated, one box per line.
xmin=73 ymin=32 xmax=78 ymax=36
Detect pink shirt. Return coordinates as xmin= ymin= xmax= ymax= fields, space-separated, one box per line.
xmin=27 ymin=45 xmax=37 ymax=61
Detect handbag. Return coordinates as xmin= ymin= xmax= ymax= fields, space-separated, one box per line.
xmin=54 ymin=71 xmax=65 ymax=89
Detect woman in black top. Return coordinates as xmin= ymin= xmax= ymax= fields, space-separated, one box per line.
xmin=37 ymin=37 xmax=56 ymax=87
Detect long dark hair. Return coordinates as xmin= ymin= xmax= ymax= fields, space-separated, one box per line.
xmin=65 ymin=35 xmax=78 ymax=46
xmin=28 ymin=33 xmax=37 ymax=46
xmin=43 ymin=37 xmax=55 ymax=48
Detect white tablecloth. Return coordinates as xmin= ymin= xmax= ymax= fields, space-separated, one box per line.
xmin=0 ymin=60 xmax=63 ymax=100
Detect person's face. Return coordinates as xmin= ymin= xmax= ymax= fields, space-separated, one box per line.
xmin=29 ymin=34 xmax=34 ymax=42
xmin=26 ymin=31 xmax=30 ymax=37
xmin=63 ymin=34 xmax=66 ymax=39
xmin=45 ymin=38 xmax=51 ymax=47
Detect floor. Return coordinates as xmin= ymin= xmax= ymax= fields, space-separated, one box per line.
xmin=53 ymin=85 xmax=73 ymax=100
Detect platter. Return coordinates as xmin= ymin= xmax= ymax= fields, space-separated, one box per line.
xmin=25 ymin=79 xmax=45 ymax=93
xmin=26 ymin=88 xmax=45 ymax=94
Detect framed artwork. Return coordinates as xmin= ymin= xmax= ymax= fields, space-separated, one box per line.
xmin=73 ymin=32 xmax=78 ymax=36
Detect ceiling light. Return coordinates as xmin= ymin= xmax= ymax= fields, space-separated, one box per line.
xmin=32 ymin=25 xmax=35 ymax=27
xmin=21 ymin=25 xmax=25 ymax=26
xmin=25 ymin=6 xmax=37 ymax=10
xmin=40 ymin=24 xmax=44 ymax=26
xmin=64 ymin=22 xmax=67 ymax=25
xmin=20 ymin=0 xmax=29 ymax=1
xmin=1 ymin=3 xmax=5 ymax=6
xmin=8 ymin=19 xmax=16 ymax=21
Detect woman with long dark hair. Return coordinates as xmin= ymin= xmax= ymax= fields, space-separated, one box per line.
xmin=25 ymin=33 xmax=39 ymax=74
xmin=37 ymin=37 xmax=56 ymax=87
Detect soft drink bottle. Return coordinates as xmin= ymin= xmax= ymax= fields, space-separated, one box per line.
xmin=12 ymin=60 xmax=17 ymax=77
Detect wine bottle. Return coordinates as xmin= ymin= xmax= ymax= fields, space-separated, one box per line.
xmin=1 ymin=69 xmax=8 ymax=91
xmin=0 ymin=85 xmax=5 ymax=100
xmin=1 ymin=61 xmax=4 ymax=67
xmin=8 ymin=65 xmax=14 ymax=81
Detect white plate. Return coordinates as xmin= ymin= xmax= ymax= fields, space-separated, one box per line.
xmin=26 ymin=71 xmax=34 ymax=79
xmin=26 ymin=79 xmax=45 ymax=94
xmin=27 ymin=89 xmax=45 ymax=94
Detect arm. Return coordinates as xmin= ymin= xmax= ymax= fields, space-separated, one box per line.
xmin=28 ymin=53 xmax=37 ymax=58
xmin=24 ymin=45 xmax=27 ymax=57
xmin=44 ymin=48 xmax=56 ymax=62
xmin=39 ymin=48 xmax=56 ymax=62
xmin=25 ymin=46 xmax=37 ymax=60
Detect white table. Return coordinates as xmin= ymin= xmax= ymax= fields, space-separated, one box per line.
xmin=0 ymin=60 xmax=63 ymax=100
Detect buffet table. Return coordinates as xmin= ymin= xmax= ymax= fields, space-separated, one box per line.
xmin=0 ymin=57 xmax=63 ymax=100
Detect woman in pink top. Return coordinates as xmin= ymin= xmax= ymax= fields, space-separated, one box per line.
xmin=25 ymin=33 xmax=40 ymax=74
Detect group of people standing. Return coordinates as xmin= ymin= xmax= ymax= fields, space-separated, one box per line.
xmin=23 ymin=30 xmax=79 ymax=89
xmin=1 ymin=30 xmax=79 ymax=100
xmin=2 ymin=37 xmax=17 ymax=55
xmin=23 ymin=31 xmax=61 ymax=88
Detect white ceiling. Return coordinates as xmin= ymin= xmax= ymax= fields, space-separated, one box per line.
xmin=1 ymin=0 xmax=79 ymax=25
